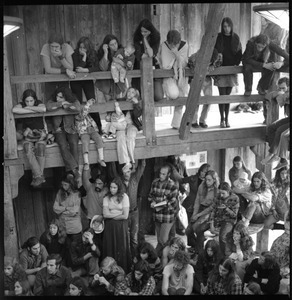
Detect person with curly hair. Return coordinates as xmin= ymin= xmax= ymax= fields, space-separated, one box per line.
xmin=12 ymin=89 xmax=47 ymax=187
xmin=225 ymin=221 xmax=255 ymax=280
xmin=39 ymin=218 xmax=67 ymax=259
xmin=161 ymin=236 xmax=186 ymax=268
xmin=102 ymin=177 xmax=131 ymax=273
xmin=186 ymin=170 xmax=220 ymax=254
xmin=70 ymin=36 xmax=102 ymax=133
xmin=4 ymin=256 xmax=28 ymax=296
xmin=239 ymin=171 xmax=273 ymax=227
xmin=193 ymin=239 xmax=222 ymax=295
xmin=162 ymin=250 xmax=194 ymax=295
xmin=264 ymin=166 xmax=290 ymax=230
xmin=206 ymin=257 xmax=242 ymax=294
xmin=46 ymin=86 xmax=81 ymax=180
xmin=243 ymin=251 xmax=281 ymax=294
xmin=124 ymin=260 xmax=156 ymax=295
xmin=95 ymin=34 xmax=125 ymax=100
xmin=132 ymin=18 xmax=162 ymax=100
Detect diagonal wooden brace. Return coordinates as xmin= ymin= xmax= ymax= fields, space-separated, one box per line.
xmin=179 ymin=3 xmax=227 ymax=140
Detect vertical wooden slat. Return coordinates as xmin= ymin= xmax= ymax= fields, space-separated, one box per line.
xmin=93 ymin=5 xmax=111 ymax=51
xmin=63 ymin=5 xmax=77 ymax=48
xmin=111 ymin=5 xmax=121 ymax=41
xmin=140 ymin=57 xmax=156 ymax=146
xmin=179 ymin=3 xmax=227 ymax=140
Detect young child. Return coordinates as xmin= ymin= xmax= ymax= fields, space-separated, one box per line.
xmin=111 ymin=43 xmax=135 ymax=91
xmin=233 ymin=172 xmax=251 ymax=193
xmin=12 ymin=89 xmax=47 ymax=187
xmin=102 ymin=101 xmax=127 ymax=140
xmin=75 ymin=98 xmax=106 ymax=168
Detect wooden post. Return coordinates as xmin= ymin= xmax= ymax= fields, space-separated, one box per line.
xmin=141 ymin=57 xmax=156 ymax=146
xmin=4 ymin=37 xmax=18 ymax=159
xmin=4 ymin=165 xmax=24 ymax=258
xmin=179 ymin=3 xmax=226 ymax=140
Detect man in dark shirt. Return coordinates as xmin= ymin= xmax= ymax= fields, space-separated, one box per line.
xmin=33 ymin=253 xmax=71 ymax=296
xmin=243 ymin=251 xmax=281 ymax=294
xmin=121 ymin=159 xmax=146 ymax=258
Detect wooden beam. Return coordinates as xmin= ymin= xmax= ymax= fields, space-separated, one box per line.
xmin=4 ymin=38 xmax=18 ymax=159
xmin=140 ymin=57 xmax=156 ymax=146
xmin=4 ymin=165 xmax=24 ymax=258
xmin=179 ymin=3 xmax=227 ymax=140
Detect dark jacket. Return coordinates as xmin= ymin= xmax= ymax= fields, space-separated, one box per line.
xmin=214 ymin=32 xmax=242 ymax=66
xmin=242 ymin=38 xmax=289 ymax=68
xmin=243 ymin=257 xmax=281 ymax=294
xmin=72 ymin=49 xmax=100 ymax=73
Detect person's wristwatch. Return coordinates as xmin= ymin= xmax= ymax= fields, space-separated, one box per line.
xmin=58 ymin=55 xmax=65 ymax=60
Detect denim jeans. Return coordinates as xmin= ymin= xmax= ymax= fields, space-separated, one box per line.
xmin=192 ymin=76 xmax=212 ymax=124
xmin=266 ymin=117 xmax=290 ymax=153
xmin=155 ymin=221 xmax=174 ymax=257
xmin=80 ymin=131 xmax=103 ymax=153
xmin=243 ymin=64 xmax=274 ymax=92
xmin=128 ymin=209 xmax=139 ymax=258
xmin=55 ymin=131 xmax=79 ymax=172
xmin=23 ymin=140 xmax=46 ymax=178
xmin=126 ymin=124 xmax=138 ymax=163
xmin=116 ymin=130 xmax=130 ymax=165
xmin=219 ymin=221 xmax=234 ymax=256
xmin=243 ymin=202 xmax=266 ymax=224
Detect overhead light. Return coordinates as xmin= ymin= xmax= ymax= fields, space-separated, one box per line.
xmin=3 ymin=16 xmax=23 ymax=37
xmin=253 ymin=3 xmax=289 ymax=31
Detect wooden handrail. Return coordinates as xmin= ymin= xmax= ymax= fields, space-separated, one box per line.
xmin=10 ymin=66 xmax=245 ymax=84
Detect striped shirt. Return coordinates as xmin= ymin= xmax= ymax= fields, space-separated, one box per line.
xmin=207 ymin=273 xmax=242 ymax=295
xmin=148 ymin=177 xmax=178 ymax=223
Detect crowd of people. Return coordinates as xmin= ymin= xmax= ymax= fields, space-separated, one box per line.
xmin=7 ymin=15 xmax=290 ymax=296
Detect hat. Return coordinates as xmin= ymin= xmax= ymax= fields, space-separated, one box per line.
xmin=90 ymin=215 xmax=104 ymax=234
xmin=239 ymin=172 xmax=248 ymax=181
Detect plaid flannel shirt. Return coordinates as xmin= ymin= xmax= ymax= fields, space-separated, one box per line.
xmin=207 ymin=273 xmax=242 ymax=295
xmin=124 ymin=273 xmax=156 ymax=295
xmin=148 ymin=177 xmax=178 ymax=223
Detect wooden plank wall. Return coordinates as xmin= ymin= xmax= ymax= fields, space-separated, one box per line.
xmin=4 ymin=4 xmax=265 ymax=245
xmin=5 ymin=4 xmax=151 ymax=105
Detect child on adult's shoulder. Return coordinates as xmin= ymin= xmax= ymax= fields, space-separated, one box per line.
xmin=75 ymin=98 xmax=106 ymax=168
xmin=233 ymin=172 xmax=251 ymax=193
xmin=111 ymin=42 xmax=135 ymax=92
xmin=102 ymin=101 xmax=127 ymax=140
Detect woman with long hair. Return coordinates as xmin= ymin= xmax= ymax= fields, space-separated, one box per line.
xmin=46 ymin=86 xmax=81 ymax=181
xmin=264 ymin=166 xmax=290 ymax=230
xmin=206 ymin=258 xmax=242 ymax=294
xmin=70 ymin=36 xmax=102 ymax=133
xmin=228 ymin=156 xmax=252 ymax=188
xmin=12 ymin=89 xmax=47 ymax=187
xmin=124 ymin=260 xmax=156 ymax=295
xmin=193 ymin=239 xmax=222 ymax=294
xmin=132 ymin=19 xmax=162 ymax=100
xmin=53 ymin=174 xmax=82 ymax=241
xmin=14 ymin=280 xmax=34 ymax=296
xmin=240 ymin=171 xmax=272 ymax=226
xmin=39 ymin=218 xmax=67 ymax=259
xmin=102 ymin=177 xmax=131 ymax=273
xmin=95 ymin=34 xmax=124 ymax=100
xmin=186 ymin=170 xmax=220 ymax=254
xmin=225 ymin=220 xmax=255 ymax=280
xmin=67 ymin=276 xmax=87 ymax=296
xmin=4 ymin=256 xmax=28 ymax=296
xmin=214 ymin=17 xmax=242 ymax=128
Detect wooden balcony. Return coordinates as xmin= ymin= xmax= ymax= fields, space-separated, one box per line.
xmin=5 ymin=60 xmax=270 ymax=170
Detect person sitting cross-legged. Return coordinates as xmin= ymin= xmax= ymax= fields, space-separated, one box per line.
xmin=161 ymin=250 xmax=194 ymax=295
